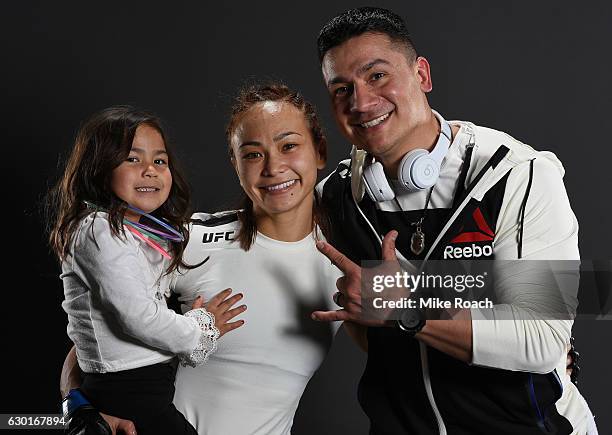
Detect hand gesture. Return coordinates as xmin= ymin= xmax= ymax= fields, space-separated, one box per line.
xmin=311 ymin=231 xmax=401 ymax=327
xmin=192 ymin=288 xmax=246 ymax=337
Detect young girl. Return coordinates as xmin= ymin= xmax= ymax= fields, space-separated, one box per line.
xmin=48 ymin=106 xmax=246 ymax=435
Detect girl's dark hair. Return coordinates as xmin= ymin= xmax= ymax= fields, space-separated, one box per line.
xmin=226 ymin=83 xmax=330 ymax=251
xmin=47 ymin=105 xmax=193 ymax=274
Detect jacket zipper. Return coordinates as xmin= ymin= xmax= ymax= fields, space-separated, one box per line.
xmin=353 ymin=146 xmax=512 ymax=435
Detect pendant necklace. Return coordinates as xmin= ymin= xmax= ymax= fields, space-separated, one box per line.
xmin=394 ymin=186 xmax=434 ymax=256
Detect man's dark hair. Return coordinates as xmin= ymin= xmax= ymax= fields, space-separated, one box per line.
xmin=317 ymin=7 xmax=417 ymax=62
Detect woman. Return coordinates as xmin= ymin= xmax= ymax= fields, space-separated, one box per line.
xmin=170 ymin=83 xmax=341 ymax=434
xmin=61 ymin=83 xmax=345 ymax=435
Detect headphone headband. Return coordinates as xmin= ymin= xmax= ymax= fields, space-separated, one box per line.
xmin=427 ymin=111 xmax=452 ymax=165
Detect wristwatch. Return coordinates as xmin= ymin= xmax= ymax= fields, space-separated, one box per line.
xmin=397 ymin=308 xmax=426 ymax=337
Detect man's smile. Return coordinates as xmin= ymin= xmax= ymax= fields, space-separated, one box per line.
xmin=354 ymin=110 xmax=393 ymax=129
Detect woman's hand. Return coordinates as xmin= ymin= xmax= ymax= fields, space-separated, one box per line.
xmin=191 ymin=289 xmax=246 ymax=337
xmin=100 ymin=412 xmax=137 ymax=435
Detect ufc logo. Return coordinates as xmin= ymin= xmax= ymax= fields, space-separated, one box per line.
xmin=202 ymin=231 xmax=234 ymax=243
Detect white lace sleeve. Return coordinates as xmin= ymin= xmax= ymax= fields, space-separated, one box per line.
xmin=180 ymin=308 xmax=220 ymax=367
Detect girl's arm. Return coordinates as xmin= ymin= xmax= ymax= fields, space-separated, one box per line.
xmin=72 ymin=215 xmax=210 ymax=360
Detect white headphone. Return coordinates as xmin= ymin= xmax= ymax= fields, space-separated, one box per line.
xmin=362 ymin=111 xmax=452 ymax=202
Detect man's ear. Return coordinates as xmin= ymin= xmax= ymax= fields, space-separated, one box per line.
xmin=317 ymin=139 xmax=328 ymax=170
xmin=415 ymin=56 xmax=433 ymax=93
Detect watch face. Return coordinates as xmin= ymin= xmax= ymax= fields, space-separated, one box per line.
xmin=400 ymin=309 xmax=422 ymax=329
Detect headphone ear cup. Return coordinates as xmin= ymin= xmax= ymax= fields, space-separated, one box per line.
xmin=362 ymin=161 xmax=395 ymax=202
xmin=411 ymin=154 xmax=440 ymax=190
xmin=399 ymin=149 xmax=428 ymax=191
xmin=397 ymin=113 xmax=451 ymax=191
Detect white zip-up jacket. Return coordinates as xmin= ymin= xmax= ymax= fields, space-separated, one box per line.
xmin=317 ymin=118 xmax=595 ymax=434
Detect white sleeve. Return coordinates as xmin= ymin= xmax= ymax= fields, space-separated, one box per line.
xmin=72 ymin=215 xmax=201 ymax=356
xmin=470 ymin=157 xmax=579 ymax=373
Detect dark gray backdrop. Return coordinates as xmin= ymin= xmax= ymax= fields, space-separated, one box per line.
xmin=2 ymin=1 xmax=610 ymax=433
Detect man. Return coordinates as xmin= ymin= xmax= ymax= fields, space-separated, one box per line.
xmin=313 ymin=7 xmax=596 ymax=434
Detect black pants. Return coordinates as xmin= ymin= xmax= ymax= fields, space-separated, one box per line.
xmin=81 ymin=359 xmax=196 ymax=435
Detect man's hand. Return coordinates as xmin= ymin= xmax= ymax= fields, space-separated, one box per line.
xmin=311 ymin=230 xmax=399 ymax=326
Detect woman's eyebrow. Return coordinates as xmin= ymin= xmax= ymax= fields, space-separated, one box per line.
xmin=273 ymin=131 xmax=302 ymax=141
xmin=239 ymin=141 xmax=261 ymax=148
xmin=239 ymin=131 xmax=302 ymax=148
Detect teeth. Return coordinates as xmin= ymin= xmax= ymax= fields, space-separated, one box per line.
xmin=360 ymin=112 xmax=390 ymax=128
xmin=136 ymin=187 xmax=158 ymax=192
xmin=265 ymin=180 xmax=296 ymax=191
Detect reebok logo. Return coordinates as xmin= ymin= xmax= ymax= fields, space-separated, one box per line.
xmin=444 ymin=243 xmax=493 ymax=259
xmin=443 ymin=208 xmax=494 ymax=259
xmin=450 ymin=207 xmax=494 ymax=243
xmin=202 ymin=231 xmax=234 ymax=243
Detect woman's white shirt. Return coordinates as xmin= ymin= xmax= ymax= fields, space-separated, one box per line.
xmin=171 ymin=214 xmax=341 ymax=435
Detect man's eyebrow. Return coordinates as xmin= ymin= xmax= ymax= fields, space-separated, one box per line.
xmin=357 ymin=58 xmax=391 ymax=75
xmin=327 ymin=59 xmax=391 ymax=86
xmin=328 ymin=76 xmax=348 ymax=86
xmin=273 ymin=131 xmax=302 ymax=141
xmin=130 ymin=147 xmax=168 ymax=155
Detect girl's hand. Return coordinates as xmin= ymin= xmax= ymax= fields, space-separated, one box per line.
xmin=191 ymin=289 xmax=246 ymax=337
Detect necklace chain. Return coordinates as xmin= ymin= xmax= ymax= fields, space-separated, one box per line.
xmin=393 ymin=186 xmax=434 ymax=256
